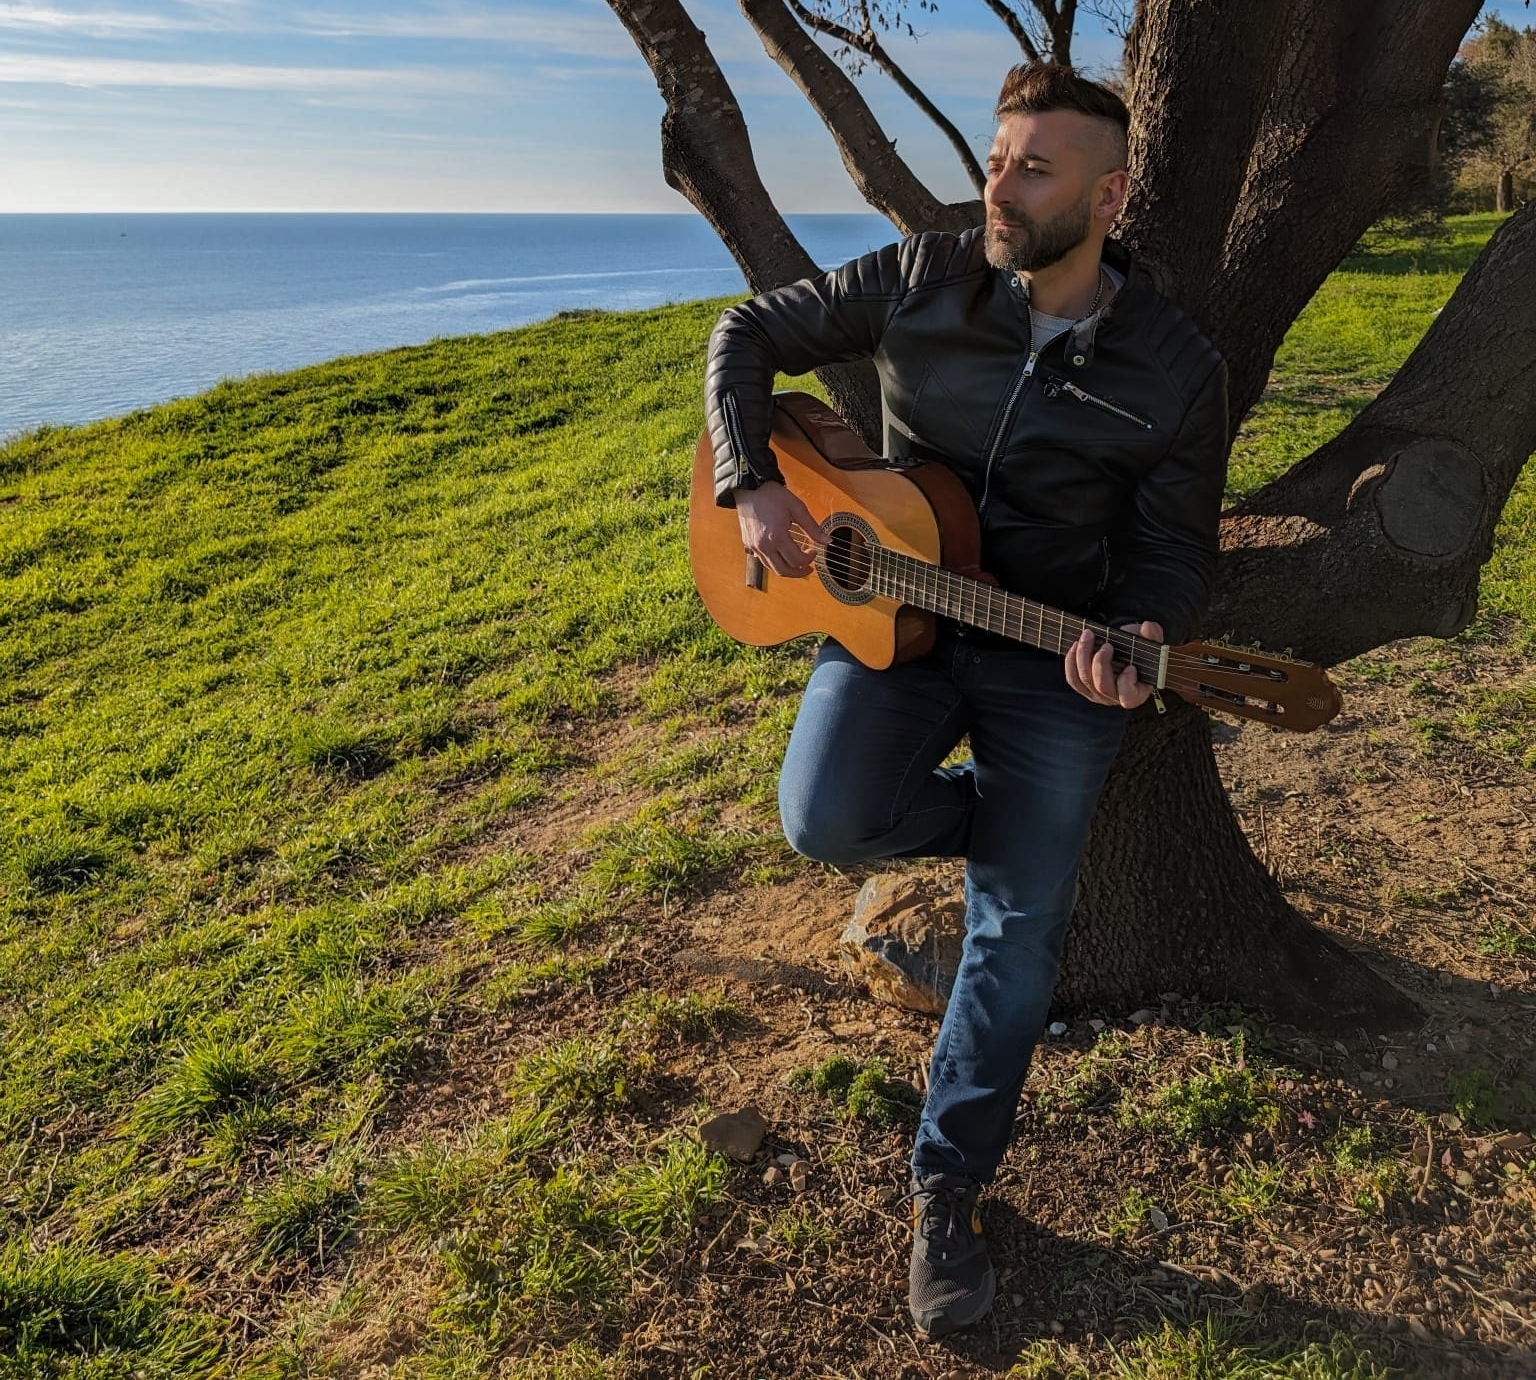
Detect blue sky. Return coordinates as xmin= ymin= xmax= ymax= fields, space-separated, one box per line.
xmin=0 ymin=0 xmax=1525 ymax=212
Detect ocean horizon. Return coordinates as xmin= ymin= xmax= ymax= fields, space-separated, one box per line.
xmin=0 ymin=212 xmax=899 ymax=439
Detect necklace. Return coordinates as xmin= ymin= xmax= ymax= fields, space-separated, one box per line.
xmin=1022 ymin=263 xmax=1108 ymax=319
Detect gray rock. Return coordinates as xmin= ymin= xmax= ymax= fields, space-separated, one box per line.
xmin=837 ymin=875 xmax=964 ymax=1016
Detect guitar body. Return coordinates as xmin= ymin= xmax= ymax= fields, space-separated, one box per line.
xmin=690 ymin=392 xmax=983 ymax=668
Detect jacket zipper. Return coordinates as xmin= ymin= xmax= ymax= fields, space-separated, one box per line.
xmin=1044 ymin=375 xmax=1154 ymax=430
xmin=723 ymin=390 xmax=754 ymax=484
xmin=978 ymin=348 xmax=1039 ymax=520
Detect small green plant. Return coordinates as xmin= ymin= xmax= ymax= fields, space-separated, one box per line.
xmin=10 ymin=826 xmax=119 ymax=894
xmin=1039 ymin=1031 xmax=1134 ymax=1111
xmin=1124 ymin=1043 xmax=1272 ymax=1146
xmin=246 ymin=1162 xmax=360 ymax=1266
xmin=1106 ymin=1186 xmax=1154 ymax=1243
xmin=618 ymin=988 xmax=740 ymax=1045
xmin=1478 ymin=919 xmax=1536 ymax=958
xmin=0 ymin=1239 xmax=224 ymax=1375
xmin=1447 ymin=1067 xmax=1536 ymax=1131
xmin=506 ymin=1036 xmax=639 ymax=1119
xmin=132 ymin=1035 xmax=271 ymax=1137
xmin=481 ymin=953 xmax=608 ymax=1009
xmin=786 ymin=1055 xmax=920 ymax=1129
xmin=291 ymin=717 xmax=393 ymax=779
xmin=1198 ymin=1158 xmax=1288 ymax=1224
xmin=606 ymin=1138 xmax=727 ymax=1258
xmin=768 ymin=1205 xmax=837 ymax=1255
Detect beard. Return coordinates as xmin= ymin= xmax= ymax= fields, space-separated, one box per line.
xmin=984 ymin=190 xmax=1094 ymax=274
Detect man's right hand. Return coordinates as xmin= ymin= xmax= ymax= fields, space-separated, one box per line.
xmin=734 ymin=482 xmax=829 ymax=578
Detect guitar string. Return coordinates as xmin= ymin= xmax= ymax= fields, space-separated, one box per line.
xmin=804 ymin=540 xmax=1292 ymax=680
xmin=806 ymin=542 xmax=1176 ymax=674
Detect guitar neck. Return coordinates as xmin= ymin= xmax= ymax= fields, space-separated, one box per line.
xmin=868 ymin=546 xmax=1168 ymax=685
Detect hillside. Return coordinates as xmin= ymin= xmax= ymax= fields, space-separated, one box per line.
xmin=1 ymin=214 xmax=1533 ymax=1378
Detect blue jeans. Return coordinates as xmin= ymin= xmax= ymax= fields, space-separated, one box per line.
xmin=778 ymin=626 xmax=1127 ymax=1184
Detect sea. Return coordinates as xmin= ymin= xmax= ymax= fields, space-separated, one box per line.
xmin=0 ymin=212 xmax=897 ymax=440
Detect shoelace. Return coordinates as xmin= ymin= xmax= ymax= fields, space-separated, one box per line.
xmin=901 ymin=1184 xmax=977 ymax=1255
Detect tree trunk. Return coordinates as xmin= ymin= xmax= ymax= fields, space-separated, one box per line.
xmin=1062 ymin=700 xmax=1413 ymax=1028
xmin=1499 ymin=167 xmax=1515 ymax=211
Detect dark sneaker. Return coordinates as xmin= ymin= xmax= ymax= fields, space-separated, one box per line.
xmin=906 ymin=1172 xmax=996 ymax=1337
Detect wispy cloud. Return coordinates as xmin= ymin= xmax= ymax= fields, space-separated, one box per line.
xmin=0 ymin=53 xmax=496 ymax=91
xmin=290 ymin=5 xmax=635 ymax=59
xmin=0 ymin=3 xmax=217 ymax=35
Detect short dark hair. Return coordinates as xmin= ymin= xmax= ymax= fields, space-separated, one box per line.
xmin=994 ymin=62 xmax=1129 ymax=172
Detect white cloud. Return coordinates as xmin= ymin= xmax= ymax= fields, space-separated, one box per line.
xmin=0 ymin=3 xmax=215 ymax=34
xmin=0 ymin=53 xmax=496 ymax=91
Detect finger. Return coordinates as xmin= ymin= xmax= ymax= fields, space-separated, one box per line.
xmin=787 ymin=498 xmax=828 ymax=548
xmin=1091 ymin=640 xmax=1119 ymax=700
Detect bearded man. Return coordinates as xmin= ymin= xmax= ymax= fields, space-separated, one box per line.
xmin=702 ymin=61 xmax=1230 ymax=1336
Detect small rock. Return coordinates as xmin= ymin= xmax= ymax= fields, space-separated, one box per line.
xmin=789 ymin=1160 xmax=810 ymax=1192
xmin=1048 ymin=1021 xmax=1068 ymax=1037
xmin=776 ymin=1152 xmax=799 ymax=1167
xmin=1241 ymin=1283 xmax=1270 ymax=1314
xmin=1426 ymin=1042 xmax=1438 ymax=1053
xmin=698 ymin=1106 xmax=769 ymax=1161
xmin=1383 ymin=1077 xmax=1395 ymax=1089
xmin=1088 ymin=1019 xmax=1106 ymax=1032
xmin=1455 ymin=1169 xmax=1474 ymax=1188
xmin=1159 ymin=991 xmax=1182 ymax=1003
xmin=1011 ymin=1293 xmax=1024 ymax=1307
xmin=837 ymin=875 xmax=964 ymax=1016
xmin=1049 ymin=1320 xmax=1065 ymax=1335
xmin=1148 ymin=1204 xmax=1169 ymax=1232
xmin=763 ymin=1165 xmax=783 ymax=1186
xmin=1439 ymin=1112 xmax=1464 ymax=1132
xmin=1381 ymin=1051 xmax=1398 ymax=1071
xmin=1129 ymin=1008 xmax=1157 ymax=1026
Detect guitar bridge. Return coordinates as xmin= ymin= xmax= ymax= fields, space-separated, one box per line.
xmin=744 ymin=553 xmax=765 ymax=591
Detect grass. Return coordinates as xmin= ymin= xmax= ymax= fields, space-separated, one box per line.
xmin=0 ymin=212 xmax=1531 ymax=1374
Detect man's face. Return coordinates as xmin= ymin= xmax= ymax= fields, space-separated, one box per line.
xmin=983 ymin=110 xmax=1122 ymax=274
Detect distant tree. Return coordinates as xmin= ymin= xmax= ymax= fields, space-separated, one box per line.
xmin=606 ymin=0 xmax=1536 ymax=1031
xmin=1452 ymin=15 xmax=1536 ymax=210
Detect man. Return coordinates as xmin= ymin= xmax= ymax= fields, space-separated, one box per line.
xmin=703 ymin=63 xmax=1229 ymax=1336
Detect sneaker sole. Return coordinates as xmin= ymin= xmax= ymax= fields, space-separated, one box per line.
xmin=913 ymin=1266 xmax=996 ymax=1339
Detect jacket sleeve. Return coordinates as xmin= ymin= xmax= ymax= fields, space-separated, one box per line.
xmin=704 ymin=241 xmax=909 ymax=507
xmin=1098 ymin=355 xmax=1229 ymax=646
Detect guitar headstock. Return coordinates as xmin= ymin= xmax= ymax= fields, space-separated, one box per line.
xmin=1164 ymin=639 xmax=1343 ymax=732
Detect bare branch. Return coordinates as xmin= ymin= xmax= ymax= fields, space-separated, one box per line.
xmin=980 ymin=0 xmax=1044 ymax=62
xmin=739 ymin=0 xmax=977 ymax=233
xmin=787 ymin=0 xmax=986 ymax=193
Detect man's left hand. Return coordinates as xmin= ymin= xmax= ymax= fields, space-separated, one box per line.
xmin=1065 ymin=620 xmax=1163 ymax=709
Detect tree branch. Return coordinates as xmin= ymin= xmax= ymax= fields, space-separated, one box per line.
xmin=787 ymin=0 xmax=986 ymax=194
xmin=738 ymin=0 xmax=978 ymax=234
xmin=1209 ymin=199 xmax=1536 ymax=660
xmin=604 ymin=0 xmax=882 ymax=442
xmin=980 ymin=0 xmax=1045 ymax=62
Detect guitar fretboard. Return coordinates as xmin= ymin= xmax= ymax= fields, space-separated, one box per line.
xmin=866 ymin=545 xmax=1165 ymax=681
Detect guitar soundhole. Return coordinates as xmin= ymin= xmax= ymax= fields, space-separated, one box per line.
xmin=817 ymin=512 xmax=878 ymax=606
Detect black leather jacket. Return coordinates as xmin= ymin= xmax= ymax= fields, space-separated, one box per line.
xmin=703 ymin=229 xmax=1229 ymax=645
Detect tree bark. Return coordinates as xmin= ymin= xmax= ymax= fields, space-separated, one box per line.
xmin=737 ymin=0 xmax=978 ymax=234
xmin=606 ymin=0 xmax=882 ymax=444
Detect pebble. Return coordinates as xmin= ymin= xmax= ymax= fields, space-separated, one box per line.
xmin=1381 ymin=1051 xmax=1399 ymax=1071
xmin=1089 ymin=1019 xmax=1106 ymax=1032
xmin=763 ymin=1165 xmax=782 ymax=1186
xmin=1129 ymin=1008 xmax=1157 ymax=1025
xmin=1048 ymin=1021 xmax=1068 ymax=1036
xmin=789 ymin=1160 xmax=810 ymax=1192
xmin=776 ymin=1152 xmax=799 ymax=1167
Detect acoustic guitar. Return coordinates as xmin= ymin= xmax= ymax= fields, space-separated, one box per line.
xmin=690 ymin=391 xmax=1342 ymax=732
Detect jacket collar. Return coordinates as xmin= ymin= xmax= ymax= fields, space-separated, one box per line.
xmin=999 ymin=234 xmax=1143 ymax=373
